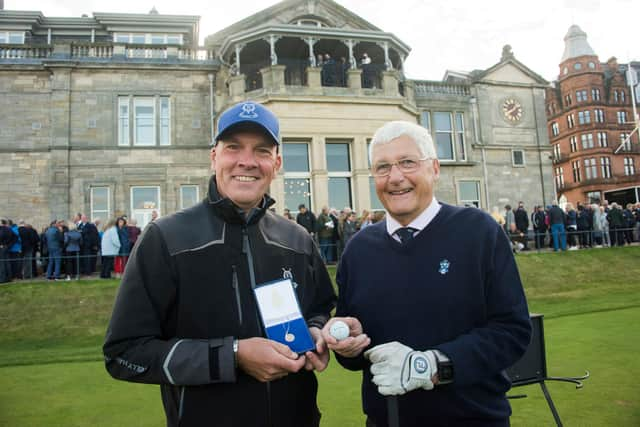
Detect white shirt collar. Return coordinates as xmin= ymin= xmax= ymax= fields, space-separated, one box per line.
xmin=386 ymin=198 xmax=442 ymax=239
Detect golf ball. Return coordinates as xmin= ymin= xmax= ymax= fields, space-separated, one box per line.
xmin=329 ymin=320 xmax=350 ymax=341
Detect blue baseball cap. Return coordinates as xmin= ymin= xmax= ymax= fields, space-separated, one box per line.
xmin=214 ymin=101 xmax=280 ymax=146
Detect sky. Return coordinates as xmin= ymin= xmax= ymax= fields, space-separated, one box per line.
xmin=9 ymin=0 xmax=640 ymax=81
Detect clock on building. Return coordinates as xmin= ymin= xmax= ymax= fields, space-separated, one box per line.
xmin=502 ymin=98 xmax=523 ymax=122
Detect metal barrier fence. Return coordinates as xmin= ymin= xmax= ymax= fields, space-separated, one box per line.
xmin=506 ymin=226 xmax=638 ymax=252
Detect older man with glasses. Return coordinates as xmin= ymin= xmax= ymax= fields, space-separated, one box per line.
xmin=322 ymin=121 xmax=531 ymax=427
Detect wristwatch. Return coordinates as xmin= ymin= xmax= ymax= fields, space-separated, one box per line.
xmin=434 ymin=350 xmax=454 ymax=385
xmin=233 ymin=338 xmax=239 ymax=368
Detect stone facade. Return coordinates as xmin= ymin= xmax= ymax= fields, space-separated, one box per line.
xmin=0 ymin=1 xmax=555 ymax=228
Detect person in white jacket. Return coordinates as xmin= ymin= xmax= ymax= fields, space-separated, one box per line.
xmin=100 ymin=219 xmax=120 ymax=279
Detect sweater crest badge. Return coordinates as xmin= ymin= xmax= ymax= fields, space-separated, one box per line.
xmin=438 ymin=259 xmax=450 ymax=275
xmin=282 ymin=268 xmax=298 ymax=288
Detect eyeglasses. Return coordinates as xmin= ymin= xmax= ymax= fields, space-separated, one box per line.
xmin=371 ymin=156 xmax=431 ymax=177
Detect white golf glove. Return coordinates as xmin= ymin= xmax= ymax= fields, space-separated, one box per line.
xmin=364 ymin=341 xmax=437 ymax=396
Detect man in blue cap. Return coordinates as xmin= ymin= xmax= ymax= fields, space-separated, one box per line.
xmin=104 ymin=101 xmax=336 ymax=427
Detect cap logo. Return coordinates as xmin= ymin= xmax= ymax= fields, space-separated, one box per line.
xmin=239 ymin=103 xmax=258 ymax=119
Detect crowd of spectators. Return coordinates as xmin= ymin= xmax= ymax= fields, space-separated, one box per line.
xmin=316 ymin=52 xmax=379 ymax=89
xmin=0 ymin=211 xmax=150 ymax=283
xmin=284 ymin=204 xmax=386 ymax=264
xmin=491 ymin=200 xmax=640 ymax=252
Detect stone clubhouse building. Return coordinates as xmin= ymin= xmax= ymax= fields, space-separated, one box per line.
xmin=0 ymin=0 xmax=554 ymax=228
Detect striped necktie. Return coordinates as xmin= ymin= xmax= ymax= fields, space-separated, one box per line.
xmin=395 ymin=227 xmax=417 ymax=244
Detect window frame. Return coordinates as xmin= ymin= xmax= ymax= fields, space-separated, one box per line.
xmin=326 ymin=141 xmax=353 ymax=210
xmin=600 ymin=157 xmax=612 ymax=179
xmin=282 ymin=141 xmax=312 ymax=213
xmin=179 ymin=185 xmax=200 ymax=210
xmin=90 ymin=186 xmax=111 ymax=222
xmin=457 ymin=180 xmax=481 ymax=208
xmin=511 ymin=149 xmax=525 ymax=167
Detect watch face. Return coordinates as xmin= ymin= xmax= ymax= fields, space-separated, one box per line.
xmin=502 ymin=98 xmax=523 ymax=122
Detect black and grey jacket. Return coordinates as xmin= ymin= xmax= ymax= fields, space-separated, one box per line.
xmin=103 ymin=176 xmax=336 ymax=427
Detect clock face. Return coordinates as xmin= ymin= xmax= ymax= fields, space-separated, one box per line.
xmin=502 ymin=98 xmax=523 ymax=122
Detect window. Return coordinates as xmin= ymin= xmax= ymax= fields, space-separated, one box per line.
xmin=578 ymin=110 xmax=591 ymax=125
xmin=588 ymin=62 xmax=596 ymax=69
xmin=458 ymin=181 xmax=481 ymax=207
xmin=555 ymin=167 xmax=564 ymax=190
xmin=512 ymin=149 xmax=525 ymax=167
xmin=597 ymin=132 xmax=608 ymax=147
xmin=613 ymin=91 xmax=619 ymax=102
xmin=576 ymin=90 xmax=587 ymax=102
xmin=118 ymin=97 xmax=130 ymax=146
xmin=620 ymin=134 xmax=631 ymax=151
xmin=624 ymin=157 xmax=635 ymax=175
xmin=553 ymin=144 xmax=561 ymax=161
xmin=180 ymin=185 xmax=199 ymax=209
xmin=282 ymin=142 xmax=311 ymax=212
xmin=567 ymin=114 xmax=575 ymax=128
xmin=587 ymin=191 xmax=601 ymax=204
xmin=564 ymin=94 xmax=572 ymax=106
xmin=594 ymin=109 xmax=605 ymax=123
xmin=118 ymin=96 xmax=171 ymax=146
xmin=90 ymin=187 xmax=110 ymax=222
xmin=113 ymin=33 xmax=183 ymax=45
xmin=574 ymin=62 xmax=582 ymax=70
xmin=455 ymin=113 xmax=466 ymax=161
xmin=570 ymin=136 xmax=578 ymax=152
xmin=551 ymin=122 xmax=559 ymax=137
xmin=420 ymin=111 xmax=431 ymax=131
xmin=580 ymin=133 xmax=594 ymax=149
xmin=584 ymin=158 xmax=597 ymax=179
xmin=434 ymin=112 xmax=454 ymax=160
xmin=134 ymin=98 xmax=155 ymax=146
xmin=591 ymin=88 xmax=601 ymax=101
xmin=572 ymin=161 xmax=581 ymax=183
xmin=617 ymin=111 xmax=628 ymax=124
xmin=600 ymin=157 xmax=611 ymax=178
xmin=0 ymin=32 xmax=25 ymax=44
xmin=326 ymin=142 xmax=352 ymax=210
xmin=131 ymin=186 xmax=160 ymax=229
xmin=619 ymin=91 xmax=626 ymax=103
xmin=159 ymin=97 xmax=170 ymax=146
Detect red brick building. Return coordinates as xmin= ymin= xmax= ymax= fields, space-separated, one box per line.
xmin=545 ymin=25 xmax=640 ymax=206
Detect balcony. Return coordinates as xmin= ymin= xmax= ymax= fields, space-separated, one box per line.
xmin=561 ymin=173 xmax=639 ymax=191
xmin=0 ymin=42 xmax=217 ymax=65
xmin=413 ymin=80 xmax=471 ymax=97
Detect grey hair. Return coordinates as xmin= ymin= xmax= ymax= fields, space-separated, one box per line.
xmin=369 ymin=121 xmax=437 ymax=164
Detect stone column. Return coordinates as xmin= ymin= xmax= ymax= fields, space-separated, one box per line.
xmin=261 ymin=65 xmax=286 ymax=93
xmin=228 ymin=74 xmax=246 ymax=101
xmin=347 ymin=69 xmax=362 ymax=89
xmin=307 ymin=67 xmax=322 ymax=93
xmin=310 ymin=135 xmax=328 ymax=210
xmin=345 ymin=39 xmax=356 ymax=69
xmin=234 ymin=43 xmax=245 ymax=75
xmin=266 ymin=35 xmax=281 ymax=66
xmin=306 ymin=37 xmax=317 ymax=67
xmin=382 ymin=70 xmax=399 ymax=96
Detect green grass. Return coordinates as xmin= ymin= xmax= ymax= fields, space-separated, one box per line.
xmin=0 ymin=246 xmax=639 ymax=426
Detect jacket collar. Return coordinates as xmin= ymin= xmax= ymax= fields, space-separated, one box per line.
xmin=207 ymin=175 xmax=275 ymax=225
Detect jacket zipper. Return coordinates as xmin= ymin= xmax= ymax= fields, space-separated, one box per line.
xmin=241 ymin=226 xmax=272 ymax=427
xmin=231 ymin=265 xmax=243 ymax=326
xmin=178 ymin=386 xmax=185 ymax=425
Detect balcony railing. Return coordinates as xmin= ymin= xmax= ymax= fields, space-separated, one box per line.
xmin=560 ymin=173 xmax=639 ymax=191
xmin=413 ymin=80 xmax=470 ymax=96
xmin=1 ymin=43 xmax=216 ymax=63
xmin=71 ymin=43 xmax=113 ymax=58
xmin=0 ymin=44 xmax=52 ymax=59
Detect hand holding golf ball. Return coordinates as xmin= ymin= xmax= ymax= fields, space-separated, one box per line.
xmin=329 ymin=320 xmax=350 ymax=341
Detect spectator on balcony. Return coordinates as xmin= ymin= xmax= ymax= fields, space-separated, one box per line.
xmin=360 ymin=52 xmax=376 ymax=88
xmin=337 ymin=56 xmax=349 ymax=87
xmin=321 ymin=53 xmax=336 ymax=86
xmin=315 ymin=53 xmax=324 ymax=68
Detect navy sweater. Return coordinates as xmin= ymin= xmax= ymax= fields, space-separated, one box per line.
xmin=335 ymin=204 xmax=531 ymax=426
